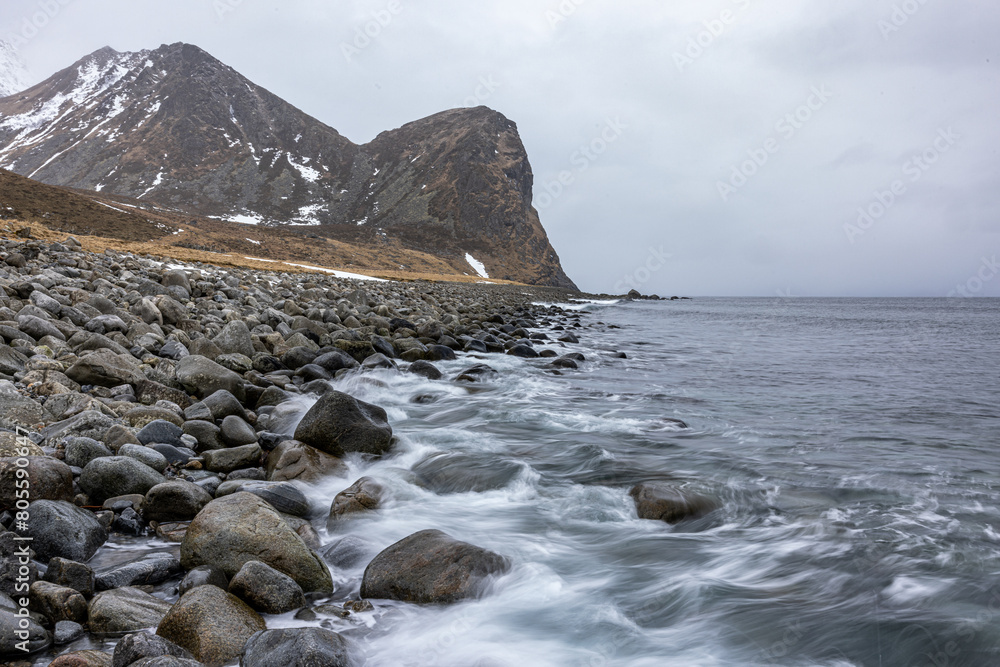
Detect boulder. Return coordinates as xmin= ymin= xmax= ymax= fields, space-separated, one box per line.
xmin=111 ymin=631 xmax=196 ymax=667
xmin=212 ymin=320 xmax=254 ymax=358
xmin=319 ymin=535 xmax=378 ymax=570
xmin=29 ymin=580 xmax=88 ymax=623
xmin=0 ymin=382 xmax=46 ymax=429
xmin=41 ymin=410 xmax=116 ymax=443
xmin=629 ymin=482 xmax=720 ymax=524
xmin=0 ymin=344 xmax=28 ymax=375
xmin=180 ymin=493 xmax=332 ymax=593
xmin=26 ymin=500 xmax=107 ymax=562
xmin=142 ymin=481 xmax=213 ymax=523
xmin=266 ymin=440 xmax=346 ymax=483
xmin=88 ymin=587 xmax=173 ymax=635
xmin=137 ymin=420 xmax=184 ymax=447
xmin=293 ymin=390 xmax=392 ymax=457
xmin=361 ymin=529 xmax=509 ymax=604
xmin=327 ymin=477 xmax=383 ymax=530
xmin=54 ymin=619 xmax=85 ymax=644
xmin=219 ymin=415 xmax=256 ymax=446
xmin=66 ymin=350 xmax=143 ymax=387
xmin=95 ymin=552 xmax=183 ymax=591
xmin=43 ymin=558 xmax=96 ymax=596
xmin=407 ymin=360 xmax=442 ymax=380
xmin=177 ymin=564 xmax=228 ymax=597
xmin=215 ymin=480 xmax=309 ymax=517
xmin=64 ymin=437 xmax=113 ymax=468
xmin=202 ymin=443 xmax=261 ymax=474
xmin=0 ymin=456 xmax=74 ymax=510
xmin=228 ymin=560 xmax=305 ymax=614
xmin=156 ymin=585 xmax=265 ymax=667
xmin=411 ymin=452 xmax=522 ymax=494
xmin=118 ymin=444 xmax=170 ymax=474
xmin=176 ymin=356 xmax=246 ymax=402
xmin=80 ymin=457 xmax=166 ymax=504
xmin=0 ymin=606 xmax=50 ymax=657
xmin=49 ymin=650 xmax=114 ymax=667
xmin=241 ymin=628 xmax=358 ymax=667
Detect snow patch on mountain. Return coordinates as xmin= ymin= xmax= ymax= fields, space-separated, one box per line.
xmin=0 ymin=41 xmax=32 ymax=98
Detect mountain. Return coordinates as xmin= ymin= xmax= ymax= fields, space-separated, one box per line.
xmin=0 ymin=43 xmax=575 ymax=288
xmin=0 ymin=41 xmax=32 ymax=98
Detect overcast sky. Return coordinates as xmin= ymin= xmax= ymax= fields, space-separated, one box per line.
xmin=1 ymin=0 xmax=998 ymax=296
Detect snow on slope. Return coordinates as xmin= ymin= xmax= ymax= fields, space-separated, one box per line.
xmin=0 ymin=41 xmax=32 ymax=98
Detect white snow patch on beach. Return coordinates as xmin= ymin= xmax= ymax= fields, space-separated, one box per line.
xmin=284 ymin=263 xmax=388 ymax=282
xmin=465 ymin=253 xmax=489 ymax=278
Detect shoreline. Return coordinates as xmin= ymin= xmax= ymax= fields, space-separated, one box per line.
xmin=0 ymin=234 xmax=627 ymax=666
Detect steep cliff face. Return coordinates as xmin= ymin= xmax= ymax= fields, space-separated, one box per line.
xmin=0 ymin=43 xmax=576 ymax=288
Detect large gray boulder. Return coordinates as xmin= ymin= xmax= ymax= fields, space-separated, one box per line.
xmin=66 ymin=349 xmax=144 ymax=387
xmin=95 ymin=552 xmax=183 ymax=591
xmin=212 ymin=320 xmax=254 ymax=358
xmin=265 ymin=440 xmax=346 ymax=483
xmin=0 ymin=456 xmax=74 ymax=510
xmin=142 ymin=480 xmax=213 ymax=522
xmin=28 ymin=580 xmax=88 ymax=624
xmin=360 ymin=529 xmax=510 ymax=604
xmin=88 ymin=587 xmax=173 ymax=635
xmin=228 ymin=560 xmax=305 ymax=614
xmin=0 ymin=606 xmax=50 ymax=658
xmin=241 ymin=628 xmax=358 ymax=667
xmin=176 ymin=355 xmax=246 ymax=402
xmin=26 ymin=500 xmax=108 ymax=562
xmin=293 ymin=390 xmax=392 ymax=457
xmin=112 ymin=631 xmax=197 ymax=667
xmin=0 ymin=381 xmax=46 ymax=429
xmin=215 ymin=480 xmax=309 ymax=517
xmin=327 ymin=477 xmax=383 ymax=530
xmin=629 ymin=482 xmax=720 ymax=524
xmin=180 ymin=493 xmax=332 ymax=593
xmin=80 ymin=457 xmax=166 ymax=504
xmin=156 ymin=585 xmax=265 ymax=667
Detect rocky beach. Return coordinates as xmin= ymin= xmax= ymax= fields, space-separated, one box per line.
xmin=0 ymin=232 xmax=642 ymax=666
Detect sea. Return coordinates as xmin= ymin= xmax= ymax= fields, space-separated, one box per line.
xmin=65 ymin=297 xmax=1000 ymax=666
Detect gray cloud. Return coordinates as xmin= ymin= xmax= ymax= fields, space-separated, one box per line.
xmin=1 ymin=0 xmax=997 ymax=295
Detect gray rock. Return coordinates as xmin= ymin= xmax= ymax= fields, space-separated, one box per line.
xmin=0 ymin=456 xmax=74 ymax=510
xmin=202 ymin=443 xmax=261 ymax=474
xmin=293 ymin=390 xmax=392 ymax=457
xmin=89 ymin=587 xmax=173 ymax=636
xmin=201 ymin=389 xmax=248 ymax=421
xmin=142 ymin=481 xmax=213 ymax=523
xmin=361 ymin=529 xmax=510 ymax=604
xmin=148 ymin=443 xmax=195 ymax=466
xmin=215 ymin=480 xmax=309 ymax=517
xmin=265 ymin=440 xmax=346 ymax=483
xmin=18 ymin=313 xmax=66 ymax=341
xmin=177 ymin=564 xmax=228 ymax=597
xmin=118 ymin=444 xmax=170 ymax=475
xmin=176 ymin=355 xmax=246 ymax=402
xmin=130 ymin=657 xmax=204 ymax=667
xmin=629 ymin=482 xmax=720 ymax=524
xmin=0 ymin=381 xmax=46 ymax=429
xmin=80 ymin=456 xmax=166 ymax=504
xmin=29 ymin=580 xmax=88 ymax=624
xmin=180 ymin=492 xmax=332 ymax=593
xmin=0 ymin=606 xmax=50 ymax=657
xmin=228 ymin=560 xmax=305 ymax=614
xmin=241 ymin=628 xmax=358 ymax=667
xmin=213 ymin=320 xmax=254 ymax=358
xmin=26 ymin=500 xmax=108 ymax=562
xmin=54 ymin=619 xmax=85 ymax=644
xmin=43 ymin=557 xmax=95 ymax=596
xmin=137 ymin=420 xmax=184 ymax=447
xmin=41 ymin=410 xmax=116 ymax=443
xmin=155 ymin=585 xmax=265 ymax=667
xmin=181 ymin=420 xmax=224 ymax=451
xmin=85 ymin=314 xmax=129 ymax=336
xmin=327 ymin=477 xmax=383 ymax=530
xmin=95 ymin=552 xmax=183 ymax=591
xmin=158 ymin=340 xmax=189 ymax=360
xmin=0 ymin=344 xmax=28 ymax=375
xmin=49 ymin=649 xmax=115 ymax=666
xmin=411 ymin=452 xmax=523 ymax=494
xmin=112 ymin=631 xmax=196 ymax=667
xmin=313 ymin=350 xmax=359 ymax=373
xmin=220 ymin=415 xmax=256 ymax=446
xmin=407 ymin=360 xmax=442 ymax=380
xmin=66 ymin=350 xmax=143 ymax=387
xmin=64 ymin=437 xmax=113 ymax=468
xmin=319 ymin=535 xmax=378 ymax=570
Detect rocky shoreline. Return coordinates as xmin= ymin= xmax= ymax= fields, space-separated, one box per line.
xmin=0 ymin=234 xmax=614 ymax=667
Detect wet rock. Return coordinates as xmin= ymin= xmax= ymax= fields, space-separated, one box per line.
xmin=228 ymin=560 xmax=306 ymax=614
xmin=177 ymin=564 xmax=228 ymax=597
xmin=0 ymin=456 xmax=74 ymax=510
xmin=43 ymin=558 xmax=95 ymax=596
xmin=219 ymin=416 xmax=256 ymax=446
xmin=176 ymin=356 xmax=246 ymax=402
xmin=42 ymin=410 xmax=116 ymax=443
xmin=54 ymin=619 xmax=85 ymax=644
xmin=29 ymin=580 xmax=88 ymax=624
xmin=629 ymin=482 xmax=720 ymax=524
xmin=156 ymin=585 xmax=265 ymax=667
xmin=80 ymin=457 xmax=166 ymax=504
xmin=64 ymin=437 xmax=113 ymax=468
xmin=0 ymin=606 xmax=51 ymax=657
xmin=360 ymin=352 xmax=396 ymax=371
xmin=111 ymin=631 xmax=197 ymax=667
xmin=202 ymin=443 xmax=261 ymax=474
xmin=88 ymin=587 xmax=173 ymax=636
xmin=293 ymin=390 xmax=392 ymax=457
xmin=130 ymin=657 xmax=204 ymax=667
xmin=453 ymin=364 xmax=499 ymax=383
xmin=319 ymin=535 xmax=378 ymax=570
xmin=241 ymin=628 xmax=358 ymax=667
xmin=95 ymin=552 xmax=183 ymax=591
xmin=49 ymin=650 xmax=114 ymax=667
xmin=212 ymin=320 xmax=254 ymax=358
xmin=411 ymin=452 xmax=523 ymax=494
xmin=215 ymin=480 xmax=309 ymax=517
xmin=181 ymin=420 xmax=223 ymax=452
xmin=180 ymin=492 xmax=332 ymax=593
xmin=112 ymin=507 xmax=145 ymax=536
xmin=142 ymin=481 xmax=213 ymax=523
xmin=327 ymin=477 xmax=383 ymax=530
xmin=507 ymin=344 xmax=539 ymax=358
xmin=118 ymin=444 xmax=170 ymax=474
xmin=0 ymin=382 xmax=47 ymax=428
xmin=200 ymin=389 xmax=248 ymax=421
xmin=26 ymin=500 xmax=107 ymax=562
xmin=265 ymin=440 xmax=347 ymax=484
xmin=361 ymin=529 xmax=510 ymax=604
xmin=425 ymin=344 xmax=457 ymax=361
xmin=407 ymin=360 xmax=442 ymax=380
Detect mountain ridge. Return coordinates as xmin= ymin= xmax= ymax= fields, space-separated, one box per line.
xmin=0 ymin=42 xmax=576 ymax=288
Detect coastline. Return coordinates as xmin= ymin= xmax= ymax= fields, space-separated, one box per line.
xmin=0 ymin=233 xmax=623 ymax=665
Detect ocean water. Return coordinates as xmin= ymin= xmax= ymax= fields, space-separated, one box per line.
xmin=51 ymin=298 xmax=1000 ymax=666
